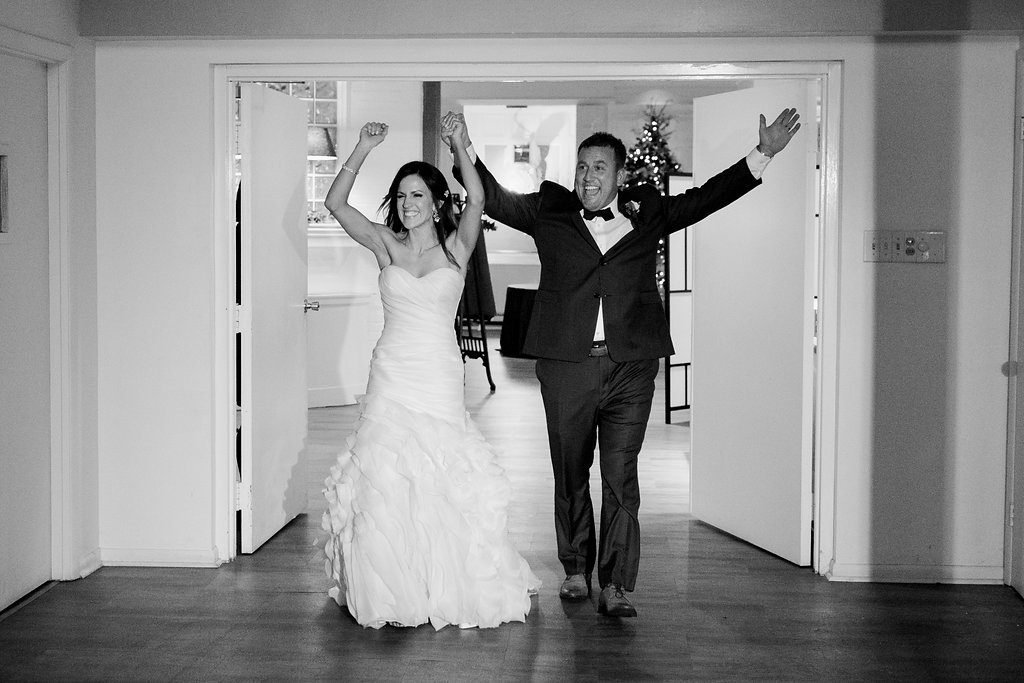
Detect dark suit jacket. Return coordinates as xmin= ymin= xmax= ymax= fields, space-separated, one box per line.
xmin=458 ymin=157 xmax=761 ymax=362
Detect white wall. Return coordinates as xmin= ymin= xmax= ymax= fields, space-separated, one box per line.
xmin=830 ymin=37 xmax=1016 ymax=581
xmin=91 ymin=35 xmax=1018 ymax=583
xmin=95 ymin=44 xmax=223 ymax=565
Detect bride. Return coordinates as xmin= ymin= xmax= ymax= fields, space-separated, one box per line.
xmin=320 ymin=113 xmax=540 ymax=630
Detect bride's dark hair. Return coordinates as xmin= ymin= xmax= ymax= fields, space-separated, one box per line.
xmin=380 ymin=161 xmax=459 ymax=267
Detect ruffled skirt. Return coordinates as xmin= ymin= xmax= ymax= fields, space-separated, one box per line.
xmin=322 ymin=393 xmax=540 ymax=630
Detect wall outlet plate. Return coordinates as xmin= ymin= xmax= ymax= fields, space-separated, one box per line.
xmin=864 ymin=230 xmax=946 ymax=263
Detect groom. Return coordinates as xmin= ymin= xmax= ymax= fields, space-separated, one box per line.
xmin=452 ymin=108 xmax=800 ymax=617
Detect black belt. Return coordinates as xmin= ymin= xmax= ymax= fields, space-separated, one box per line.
xmin=589 ymin=340 xmax=608 ymax=357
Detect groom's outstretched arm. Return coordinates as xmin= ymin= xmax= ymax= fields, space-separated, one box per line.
xmin=659 ymin=108 xmax=800 ymax=236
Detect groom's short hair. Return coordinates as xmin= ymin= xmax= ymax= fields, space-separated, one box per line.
xmin=578 ymin=132 xmax=627 ymax=170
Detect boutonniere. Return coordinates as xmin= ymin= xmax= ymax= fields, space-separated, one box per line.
xmin=620 ymin=200 xmax=640 ymax=220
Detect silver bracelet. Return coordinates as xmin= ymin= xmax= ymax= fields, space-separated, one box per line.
xmin=341 ymin=164 xmax=359 ymax=175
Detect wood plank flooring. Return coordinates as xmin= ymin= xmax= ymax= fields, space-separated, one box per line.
xmin=2 ymin=333 xmax=1023 ymax=681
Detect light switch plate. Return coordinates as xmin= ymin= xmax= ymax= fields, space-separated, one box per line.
xmin=864 ymin=230 xmax=946 ymax=263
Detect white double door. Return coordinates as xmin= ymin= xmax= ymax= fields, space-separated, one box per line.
xmin=689 ymin=81 xmax=819 ymax=567
xmin=236 ymin=84 xmax=310 ymax=554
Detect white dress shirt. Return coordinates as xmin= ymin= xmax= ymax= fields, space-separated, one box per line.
xmin=583 ymin=203 xmax=631 ymax=343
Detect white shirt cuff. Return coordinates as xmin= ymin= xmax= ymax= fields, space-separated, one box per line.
xmin=745 ymin=147 xmax=772 ymax=180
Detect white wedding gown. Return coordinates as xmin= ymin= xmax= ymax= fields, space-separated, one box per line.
xmin=322 ymin=264 xmax=540 ymax=630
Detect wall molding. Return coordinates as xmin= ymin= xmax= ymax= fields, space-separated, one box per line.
xmin=826 ymin=562 xmax=1005 ymax=584
xmin=1004 ymin=47 xmax=1024 ymax=597
xmin=77 ymin=549 xmax=102 ymax=579
xmin=47 ymin=58 xmax=74 ymax=582
xmin=0 ymin=24 xmax=71 ymax=63
xmin=100 ymin=547 xmax=222 ymax=568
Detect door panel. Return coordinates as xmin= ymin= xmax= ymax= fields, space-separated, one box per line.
xmin=1011 ymin=54 xmax=1024 ymax=598
xmin=0 ymin=53 xmax=51 ymax=611
xmin=690 ymin=82 xmax=817 ymax=566
xmin=238 ymin=84 xmax=309 ymax=553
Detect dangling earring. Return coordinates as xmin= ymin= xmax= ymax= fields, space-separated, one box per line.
xmin=432 ymin=208 xmax=440 ymax=223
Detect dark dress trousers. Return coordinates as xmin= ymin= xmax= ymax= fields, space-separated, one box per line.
xmin=458 ymin=156 xmax=761 ymax=590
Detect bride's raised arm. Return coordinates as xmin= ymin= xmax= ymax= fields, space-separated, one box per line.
xmin=442 ymin=113 xmax=484 ymax=270
xmin=324 ymin=122 xmax=392 ymax=268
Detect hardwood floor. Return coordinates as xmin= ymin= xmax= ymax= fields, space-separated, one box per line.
xmin=2 ymin=333 xmax=1023 ymax=681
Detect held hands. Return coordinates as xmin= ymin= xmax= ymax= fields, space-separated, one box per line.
xmin=440 ymin=111 xmax=471 ymax=151
xmin=758 ymin=108 xmax=801 ymax=158
xmin=358 ymin=121 xmax=388 ymax=149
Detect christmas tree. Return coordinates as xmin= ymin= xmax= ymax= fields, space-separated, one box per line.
xmin=623 ymin=105 xmax=682 ymax=193
xmin=623 ymin=105 xmax=684 ymax=296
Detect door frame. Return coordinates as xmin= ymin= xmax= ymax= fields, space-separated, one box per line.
xmin=211 ymin=60 xmax=843 ymax=573
xmin=1005 ymin=50 xmax=1024 ymax=593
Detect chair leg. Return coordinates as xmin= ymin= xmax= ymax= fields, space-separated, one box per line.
xmin=479 ymin=319 xmax=496 ymax=392
xmin=454 ymin=315 xmax=497 ymax=392
xmin=483 ymin=354 xmax=496 ymax=392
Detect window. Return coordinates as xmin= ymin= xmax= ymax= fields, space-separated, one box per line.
xmin=235 ymin=80 xmax=340 ymax=224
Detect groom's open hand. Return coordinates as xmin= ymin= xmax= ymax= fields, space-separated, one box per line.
xmin=758 ymin=108 xmax=801 ymax=158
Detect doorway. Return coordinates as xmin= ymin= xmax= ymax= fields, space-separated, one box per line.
xmin=212 ymin=62 xmax=842 ymax=573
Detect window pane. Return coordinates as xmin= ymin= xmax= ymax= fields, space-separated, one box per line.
xmin=306 ymin=101 xmax=315 ymax=124
xmin=314 ymin=159 xmax=336 ymax=174
xmin=315 ymin=80 xmax=337 ymax=99
xmin=291 ymin=81 xmax=312 ymax=98
xmin=314 ymin=176 xmax=333 ymax=200
xmin=315 ymin=101 xmax=337 ymax=125
xmin=308 ymin=203 xmax=336 ymax=224
xmin=266 ymin=82 xmax=288 ymax=93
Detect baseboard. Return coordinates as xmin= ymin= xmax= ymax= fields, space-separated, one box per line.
xmin=308 ymin=384 xmax=360 ymax=408
xmin=825 ymin=561 xmax=1004 ymax=584
xmin=77 ymin=548 xmax=102 ymax=578
xmin=99 ymin=546 xmax=221 ymax=568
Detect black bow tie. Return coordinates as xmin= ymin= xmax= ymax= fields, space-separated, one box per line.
xmin=582 ymin=207 xmax=614 ymax=222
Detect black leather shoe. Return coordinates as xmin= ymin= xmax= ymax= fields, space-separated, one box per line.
xmin=598 ymin=585 xmax=637 ymax=617
xmin=559 ymin=574 xmax=591 ymax=601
